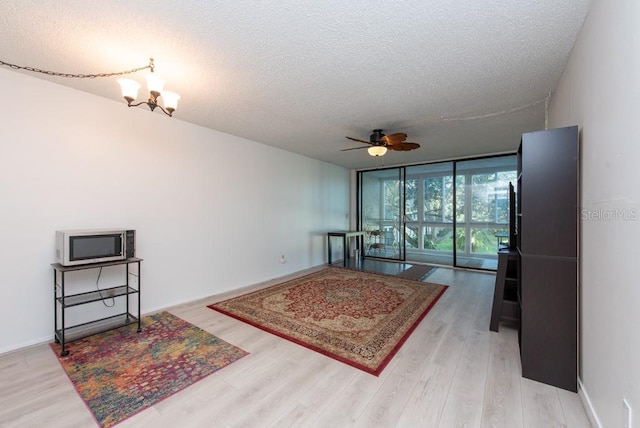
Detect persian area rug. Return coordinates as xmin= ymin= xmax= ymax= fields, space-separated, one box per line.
xmin=50 ymin=311 xmax=248 ymax=428
xmin=208 ymin=267 xmax=447 ymax=376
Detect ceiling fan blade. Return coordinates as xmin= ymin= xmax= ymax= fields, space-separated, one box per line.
xmin=345 ymin=136 xmax=372 ymax=145
xmin=380 ymin=133 xmax=407 ymax=145
xmin=341 ymin=146 xmax=371 ymax=151
xmin=387 ymin=142 xmax=420 ymax=151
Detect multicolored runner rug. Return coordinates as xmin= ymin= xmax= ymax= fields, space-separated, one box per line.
xmin=50 ymin=311 xmax=248 ymax=428
xmin=209 ymin=267 xmax=447 ymax=376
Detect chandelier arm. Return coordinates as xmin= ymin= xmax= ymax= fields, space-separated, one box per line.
xmin=125 ymin=100 xmax=174 ymax=117
xmin=126 ymin=100 xmax=149 ymax=108
xmin=155 ymin=105 xmax=174 ymax=117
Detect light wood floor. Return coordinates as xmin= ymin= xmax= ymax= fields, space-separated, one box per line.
xmin=0 ymin=265 xmax=592 ymax=427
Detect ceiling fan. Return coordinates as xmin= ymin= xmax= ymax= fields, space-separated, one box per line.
xmin=342 ymin=129 xmax=421 ymax=156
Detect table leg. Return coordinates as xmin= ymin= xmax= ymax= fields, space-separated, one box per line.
xmin=343 ymin=236 xmax=349 ymax=266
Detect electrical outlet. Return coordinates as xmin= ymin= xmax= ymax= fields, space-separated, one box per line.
xmin=624 ymin=398 xmax=632 ymax=428
xmin=279 ymin=255 xmax=287 ymax=264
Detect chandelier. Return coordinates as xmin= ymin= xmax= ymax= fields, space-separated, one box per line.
xmin=117 ymin=58 xmax=180 ymax=117
xmin=0 ymin=57 xmax=180 ymax=117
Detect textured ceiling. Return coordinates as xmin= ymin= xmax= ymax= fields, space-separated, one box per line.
xmin=1 ymin=1 xmax=591 ymax=169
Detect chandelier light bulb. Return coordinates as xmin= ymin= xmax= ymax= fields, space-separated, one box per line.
xmin=146 ymin=74 xmax=165 ymax=95
xmin=162 ymin=91 xmax=181 ymax=112
xmin=117 ymin=78 xmax=141 ymax=102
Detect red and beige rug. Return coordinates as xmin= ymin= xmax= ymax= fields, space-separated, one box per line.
xmin=51 ymin=311 xmax=248 ymax=428
xmin=209 ymin=267 xmax=447 ymax=376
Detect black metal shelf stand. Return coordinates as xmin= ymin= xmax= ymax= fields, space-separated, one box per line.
xmin=52 ymin=257 xmax=142 ymax=356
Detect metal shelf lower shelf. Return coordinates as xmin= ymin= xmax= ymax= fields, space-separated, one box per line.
xmin=54 ymin=312 xmax=140 ymax=344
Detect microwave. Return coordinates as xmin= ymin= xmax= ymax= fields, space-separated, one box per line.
xmin=55 ymin=229 xmax=135 ymax=266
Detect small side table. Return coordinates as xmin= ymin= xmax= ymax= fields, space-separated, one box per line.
xmin=327 ymin=231 xmax=365 ymax=266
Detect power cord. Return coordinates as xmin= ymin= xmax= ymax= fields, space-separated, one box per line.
xmin=96 ymin=267 xmax=115 ymax=308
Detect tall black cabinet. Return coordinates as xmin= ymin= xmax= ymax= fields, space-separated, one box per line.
xmin=517 ymin=125 xmax=578 ymax=392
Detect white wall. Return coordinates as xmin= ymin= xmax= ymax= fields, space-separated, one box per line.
xmin=548 ymin=0 xmax=640 ymax=426
xmin=0 ymin=68 xmax=350 ymax=353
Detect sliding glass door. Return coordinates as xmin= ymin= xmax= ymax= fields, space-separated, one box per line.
xmin=403 ymin=162 xmax=456 ymax=266
xmin=455 ymin=157 xmax=517 ymax=270
xmin=359 ymin=167 xmax=405 ymax=261
xmin=358 ymin=155 xmax=516 ymax=270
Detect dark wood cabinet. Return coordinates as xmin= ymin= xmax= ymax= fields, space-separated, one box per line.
xmin=520 ymin=255 xmax=577 ymax=390
xmin=517 ymin=125 xmax=578 ymax=392
xmin=519 ymin=126 xmax=579 ymax=258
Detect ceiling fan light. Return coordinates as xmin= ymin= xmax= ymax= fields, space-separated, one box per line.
xmin=368 ymin=146 xmax=387 ymax=157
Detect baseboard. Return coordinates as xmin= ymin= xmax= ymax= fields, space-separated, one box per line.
xmin=579 ymin=378 xmax=603 ymax=428
xmin=1 ymin=265 xmax=328 ymax=357
xmin=0 ymin=334 xmax=53 ymax=356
